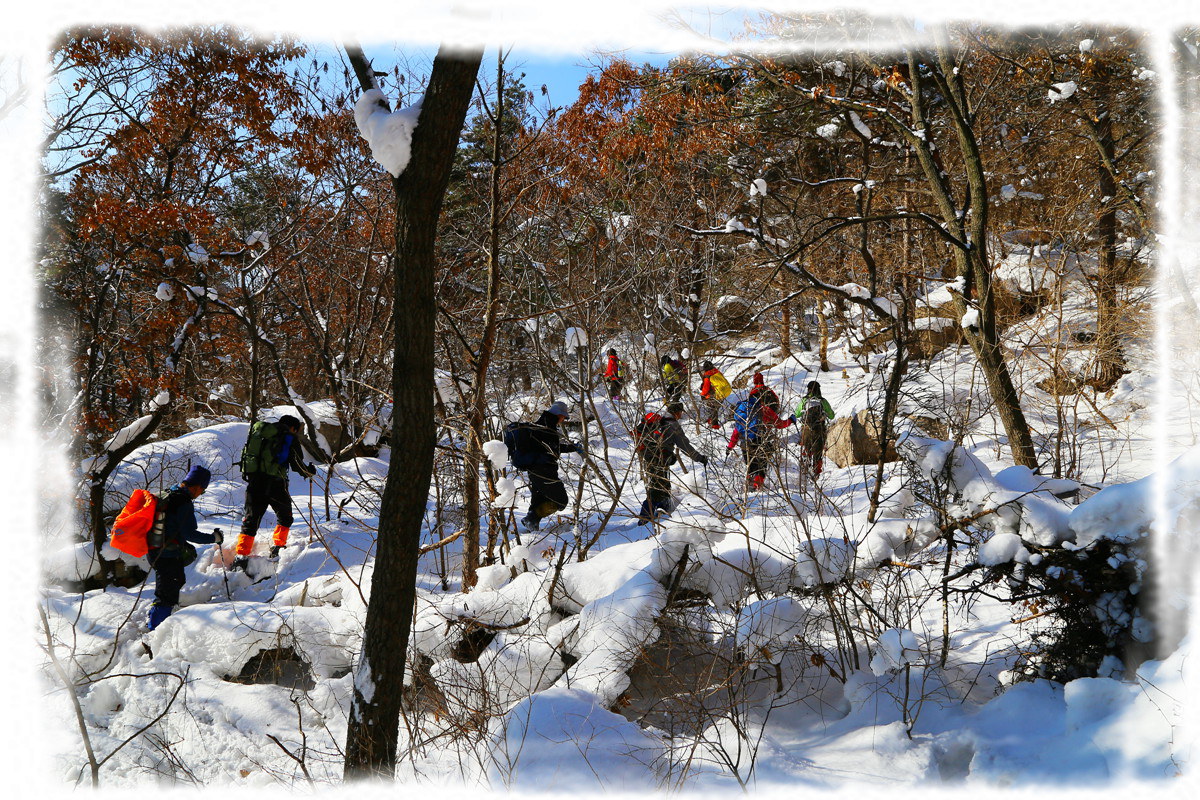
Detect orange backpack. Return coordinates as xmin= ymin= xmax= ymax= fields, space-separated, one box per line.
xmin=109 ymin=489 xmax=164 ymax=558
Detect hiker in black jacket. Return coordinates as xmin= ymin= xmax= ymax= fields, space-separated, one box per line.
xmin=518 ymin=401 xmax=581 ymax=531
xmin=147 ymin=465 xmax=222 ymax=631
xmin=636 ymin=402 xmax=708 ymax=524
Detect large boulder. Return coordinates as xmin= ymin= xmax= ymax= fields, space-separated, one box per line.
xmin=910 ymin=315 xmax=965 ymax=359
xmin=825 ymin=409 xmax=898 ymax=468
xmin=715 ymin=295 xmax=755 ymax=332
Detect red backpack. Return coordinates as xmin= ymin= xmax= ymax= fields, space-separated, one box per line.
xmin=633 ymin=412 xmax=665 ymax=452
xmin=109 ymin=489 xmax=166 ymax=558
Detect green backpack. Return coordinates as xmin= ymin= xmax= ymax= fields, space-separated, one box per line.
xmin=239 ymin=421 xmax=285 ymax=479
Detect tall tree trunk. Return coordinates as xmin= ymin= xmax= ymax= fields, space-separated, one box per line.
xmin=342 ymin=44 xmax=482 ymax=781
xmin=780 ymin=289 xmax=791 ymax=358
xmin=462 ymin=51 xmax=509 ymax=590
xmin=1092 ymin=110 xmax=1124 ymax=390
xmin=817 ymin=304 xmax=830 ymax=372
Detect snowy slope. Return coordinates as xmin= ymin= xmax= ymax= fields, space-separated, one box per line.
xmin=40 ymin=293 xmax=1195 ymax=789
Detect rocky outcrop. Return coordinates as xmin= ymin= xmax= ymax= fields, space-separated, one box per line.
xmin=715 ymin=295 xmax=755 ymax=332
xmin=825 ymin=409 xmax=898 ymax=468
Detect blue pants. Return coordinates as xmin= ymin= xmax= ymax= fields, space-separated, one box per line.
xmin=147 ymin=551 xmax=187 ymax=630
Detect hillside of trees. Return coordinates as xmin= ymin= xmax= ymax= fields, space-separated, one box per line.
xmin=36 ymin=16 xmax=1197 ymax=789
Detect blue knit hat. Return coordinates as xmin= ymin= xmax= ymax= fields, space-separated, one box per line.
xmin=547 ymin=401 xmax=570 ymax=418
xmin=183 ymin=465 xmax=211 ymax=490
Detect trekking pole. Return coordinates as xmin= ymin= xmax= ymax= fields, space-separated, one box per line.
xmin=308 ymin=475 xmax=314 ymax=545
xmin=215 ymin=529 xmax=232 ymax=601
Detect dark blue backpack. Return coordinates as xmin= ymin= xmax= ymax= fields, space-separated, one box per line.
xmin=733 ymin=399 xmax=762 ymax=441
xmin=503 ymin=422 xmax=547 ymax=470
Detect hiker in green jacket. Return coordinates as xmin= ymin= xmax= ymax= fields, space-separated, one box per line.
xmin=234 ymin=414 xmax=316 ymax=568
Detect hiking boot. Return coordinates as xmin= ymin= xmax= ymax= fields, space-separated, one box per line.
xmin=520 ymin=515 xmax=541 ymax=532
xmin=231 ymin=556 xmax=249 ymax=572
xmin=269 ymin=545 xmax=281 ymax=559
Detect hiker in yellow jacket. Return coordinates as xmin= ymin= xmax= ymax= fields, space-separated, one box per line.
xmin=660 ymin=354 xmax=687 ymax=404
xmin=698 ymin=360 xmax=732 ymax=429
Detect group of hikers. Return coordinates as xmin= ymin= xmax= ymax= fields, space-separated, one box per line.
xmin=118 ymin=350 xmax=835 ymax=632
xmin=112 ymin=414 xmax=317 ymax=631
xmin=514 ymin=348 xmax=836 ymax=529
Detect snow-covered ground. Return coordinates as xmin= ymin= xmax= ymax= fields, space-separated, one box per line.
xmin=38 ymin=254 xmax=1196 ymax=789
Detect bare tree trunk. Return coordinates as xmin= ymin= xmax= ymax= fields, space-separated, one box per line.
xmin=462 ymin=51 xmax=510 ymax=590
xmin=342 ymin=43 xmax=482 ymax=781
xmin=1092 ymin=109 xmax=1124 ymax=390
xmin=817 ymin=305 xmax=830 ymax=372
xmin=868 ymin=290 xmax=909 ymax=522
xmin=779 ymin=275 xmax=791 ymax=358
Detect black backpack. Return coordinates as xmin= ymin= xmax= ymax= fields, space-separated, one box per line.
xmin=634 ymin=412 xmax=676 ymax=464
xmin=503 ymin=421 xmax=551 ymax=470
xmin=802 ymin=397 xmax=827 ymax=432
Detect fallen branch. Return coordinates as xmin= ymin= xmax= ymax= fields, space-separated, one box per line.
xmin=419 ymin=528 xmax=464 ymax=555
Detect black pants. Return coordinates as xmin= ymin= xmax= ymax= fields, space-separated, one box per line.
xmin=527 ymin=464 xmax=568 ymax=521
xmin=605 ymin=378 xmax=624 ymax=400
xmin=638 ymin=457 xmax=674 ymax=522
xmin=240 ymin=474 xmax=294 ymax=538
xmin=744 ymin=438 xmax=775 ymax=482
xmin=800 ymin=424 xmax=827 ymax=474
xmin=149 ymin=552 xmax=187 ymax=607
xmin=664 ymin=380 xmax=684 ymax=404
xmin=702 ymin=398 xmax=724 ymax=427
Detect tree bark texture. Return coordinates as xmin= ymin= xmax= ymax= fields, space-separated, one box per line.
xmin=1093 ymin=110 xmax=1124 ymax=390
xmin=342 ymin=45 xmax=482 ymax=781
xmin=462 ymin=52 xmax=510 ymax=590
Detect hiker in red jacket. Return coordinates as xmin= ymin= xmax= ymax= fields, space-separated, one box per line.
xmin=748 ymin=372 xmax=784 ymax=424
xmin=602 ymin=348 xmax=627 ymax=401
xmin=727 ymin=394 xmax=795 ymax=491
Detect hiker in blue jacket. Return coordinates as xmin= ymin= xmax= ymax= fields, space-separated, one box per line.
xmin=727 ymin=394 xmax=794 ymax=491
xmin=147 ymin=465 xmax=222 ymax=631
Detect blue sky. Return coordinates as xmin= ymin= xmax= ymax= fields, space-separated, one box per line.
xmin=503 ymin=46 xmax=674 ymax=109
xmin=342 ymin=5 xmax=756 ymax=110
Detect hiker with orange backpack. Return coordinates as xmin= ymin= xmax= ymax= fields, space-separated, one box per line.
xmin=144 ymin=465 xmax=222 ymax=630
xmin=634 ymin=402 xmax=708 ymax=523
xmin=234 ymin=414 xmax=316 ymax=570
xmin=698 ymin=360 xmax=732 ymax=428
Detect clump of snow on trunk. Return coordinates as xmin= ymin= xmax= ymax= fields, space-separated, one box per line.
xmin=870 ymin=627 xmax=922 ymax=675
xmin=354 ymin=88 xmax=422 ymax=178
xmin=482 ymin=439 xmax=508 ymax=470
